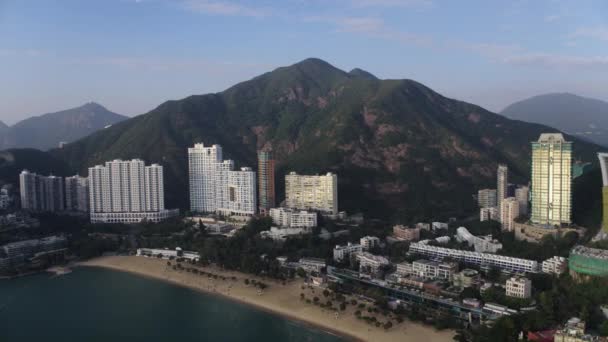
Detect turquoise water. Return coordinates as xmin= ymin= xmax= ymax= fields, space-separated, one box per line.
xmin=0 ymin=267 xmax=346 ymax=342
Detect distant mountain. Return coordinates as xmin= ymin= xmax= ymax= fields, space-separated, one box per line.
xmin=46 ymin=58 xmax=602 ymax=221
xmin=0 ymin=121 xmax=8 ymax=134
xmin=0 ymin=103 xmax=128 ymax=151
xmin=501 ymin=93 xmax=608 ymax=147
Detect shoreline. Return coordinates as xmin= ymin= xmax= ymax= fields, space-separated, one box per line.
xmin=78 ymin=256 xmax=454 ymax=342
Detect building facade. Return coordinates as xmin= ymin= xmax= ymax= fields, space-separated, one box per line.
xmin=598 ymin=153 xmax=608 ymax=234
xmin=541 ymin=256 xmax=567 ymax=275
xmin=285 ymin=172 xmax=338 ymax=215
xmin=65 ymin=175 xmax=89 ymax=212
xmin=497 ymin=164 xmax=508 ymax=221
xmin=188 ymin=144 xmax=257 ymax=217
xmin=505 ymin=276 xmax=532 ymax=299
xmin=456 ymin=227 xmax=502 ymax=253
xmin=257 ymin=150 xmax=275 ymax=215
xmin=500 ymin=197 xmax=520 ymax=232
xmin=392 ymin=225 xmax=421 ymax=241
xmin=88 ymin=159 xmax=177 ymax=223
xmin=514 ymin=186 xmax=529 ymax=216
xmin=333 ymin=242 xmax=363 ymax=262
xmin=480 ymin=207 xmax=499 ymax=222
xmin=530 ymin=133 xmax=572 ymax=226
xmin=411 ymin=259 xmax=458 ymax=281
xmin=19 ymin=170 xmax=65 ymax=212
xmin=360 ymin=236 xmax=380 ymax=251
xmin=269 ymin=207 xmax=317 ymax=228
xmin=409 ymin=242 xmax=539 ymax=273
xmin=478 ymin=189 xmax=497 ymax=208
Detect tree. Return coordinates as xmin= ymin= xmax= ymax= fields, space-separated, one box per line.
xmin=383 ymin=321 xmax=393 ymax=330
xmin=296 ymin=268 xmax=306 ymax=278
xmin=340 ymin=302 xmax=346 ymax=311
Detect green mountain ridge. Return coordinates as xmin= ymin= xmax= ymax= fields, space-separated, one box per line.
xmin=5 ymin=58 xmax=604 ymax=222
xmin=0 ymin=102 xmax=128 ymax=151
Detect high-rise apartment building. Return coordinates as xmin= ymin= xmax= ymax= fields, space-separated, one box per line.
xmin=188 ymin=143 xmax=257 ymax=217
xmin=477 ymin=189 xmax=497 ymax=208
xmin=285 ymin=172 xmax=338 ymax=215
xmin=500 ymin=197 xmax=520 ymax=232
xmin=88 ymin=159 xmax=177 ymax=223
xmin=497 ymin=164 xmax=508 ymax=220
xmin=598 ymin=153 xmax=608 ymax=234
xmin=19 ymin=170 xmax=65 ymax=212
xmin=65 ymin=175 xmax=89 ymax=212
xmin=514 ymin=186 xmax=529 ymax=216
xmin=257 ymin=150 xmax=275 ymax=215
xmin=530 ymin=133 xmax=572 ymax=226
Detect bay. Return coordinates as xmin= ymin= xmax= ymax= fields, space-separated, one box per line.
xmin=0 ymin=267 xmax=346 ymax=342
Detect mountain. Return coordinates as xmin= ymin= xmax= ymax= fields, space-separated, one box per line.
xmin=0 ymin=149 xmax=71 ymax=187
xmin=0 ymin=102 xmax=128 ymax=151
xmin=0 ymin=121 xmax=8 ymax=132
xmin=501 ymin=93 xmax=608 ymax=147
xmin=43 ymin=58 xmax=602 ymax=221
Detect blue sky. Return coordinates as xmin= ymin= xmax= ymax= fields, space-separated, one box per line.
xmin=1 ymin=0 xmax=607 ymax=124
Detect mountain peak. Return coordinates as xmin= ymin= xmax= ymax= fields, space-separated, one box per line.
xmin=349 ymin=68 xmax=378 ymax=80
xmin=79 ymin=102 xmax=109 ymax=112
xmin=0 ymin=120 xmax=7 ymax=130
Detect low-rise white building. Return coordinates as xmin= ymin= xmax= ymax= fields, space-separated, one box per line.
xmin=395 ymin=262 xmax=413 ymax=276
xmin=260 ymin=227 xmax=310 ymax=241
xmin=356 ymin=252 xmax=389 ymax=278
xmin=411 ymin=259 xmax=458 ymax=281
xmin=360 ymin=236 xmax=380 ymax=251
xmin=432 ymin=222 xmax=448 ymax=231
xmin=298 ymin=257 xmax=326 ymax=274
xmin=269 ymin=207 xmax=317 ymax=228
xmin=541 ymin=256 xmax=567 ymax=275
xmin=136 ymin=247 xmax=200 ymax=262
xmin=333 ymin=242 xmax=363 ymax=262
xmin=505 ymin=276 xmax=532 ymax=299
xmin=456 ymin=227 xmax=502 ymax=253
xmin=416 ymin=222 xmax=431 ymax=231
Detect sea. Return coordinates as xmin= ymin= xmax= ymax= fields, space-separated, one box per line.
xmin=0 ymin=267 xmax=346 ymax=342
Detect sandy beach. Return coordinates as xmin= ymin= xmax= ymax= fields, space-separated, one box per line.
xmin=78 ymin=256 xmax=454 ymax=342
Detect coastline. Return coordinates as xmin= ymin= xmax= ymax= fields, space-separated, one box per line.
xmin=78 ymin=256 xmax=454 ymax=342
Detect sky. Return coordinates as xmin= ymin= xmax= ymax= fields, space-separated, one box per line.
xmin=0 ymin=0 xmax=607 ymax=124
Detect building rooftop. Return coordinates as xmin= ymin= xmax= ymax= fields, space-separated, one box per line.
xmin=571 ymin=245 xmax=608 ymax=261
xmin=536 ymin=133 xmax=569 ymax=143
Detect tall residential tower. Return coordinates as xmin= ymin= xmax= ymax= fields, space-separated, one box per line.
xmin=598 ymin=153 xmax=608 ymax=234
xmin=188 ymin=143 xmax=257 ymax=217
xmin=257 ymin=150 xmax=275 ymax=215
xmin=530 ymin=133 xmax=572 ymax=226
xmin=497 ymin=164 xmax=508 ymax=221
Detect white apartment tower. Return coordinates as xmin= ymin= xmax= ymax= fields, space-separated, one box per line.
xmin=188 ymin=143 xmax=257 ymax=217
xmin=515 ymin=186 xmax=529 ymax=216
xmin=497 ymin=164 xmax=508 ymax=220
xmin=88 ymin=159 xmax=176 ymax=223
xmin=477 ymin=189 xmax=497 ymax=208
xmin=285 ymin=172 xmax=338 ymax=215
xmin=500 ymin=197 xmax=520 ymax=232
xmin=65 ymin=175 xmax=89 ymax=212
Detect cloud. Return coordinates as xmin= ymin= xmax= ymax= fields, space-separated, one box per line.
xmin=568 ymin=26 xmax=608 ymax=42
xmin=304 ymin=15 xmax=431 ymax=45
xmin=502 ymin=53 xmax=608 ymax=68
xmin=180 ymin=0 xmax=272 ymax=17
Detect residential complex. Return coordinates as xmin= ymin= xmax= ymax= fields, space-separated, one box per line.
xmin=477 ymin=189 xmax=497 ymax=208
xmin=285 ymin=172 xmax=338 ymax=216
xmin=505 ymin=276 xmax=532 ymax=299
xmin=88 ymin=159 xmax=177 ymax=223
xmin=19 ymin=171 xmax=65 ymax=212
xmin=360 ymin=236 xmax=380 ymax=251
xmin=530 ymin=133 xmax=572 ymax=226
xmin=65 ymin=175 xmax=89 ymax=212
xmin=500 ymin=197 xmax=520 ymax=232
xmin=409 ymin=259 xmax=458 ymax=281
xmin=269 ymin=207 xmax=317 ymax=228
xmin=409 ymin=242 xmax=539 ymax=273
xmin=392 ymin=225 xmax=420 ymax=241
xmin=188 ymin=143 xmax=257 ymax=217
xmin=497 ymin=164 xmax=508 ymax=220
xmin=257 ymin=150 xmax=275 ymax=215
xmin=356 ymin=252 xmax=389 ymax=278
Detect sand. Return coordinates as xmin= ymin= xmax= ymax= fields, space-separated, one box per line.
xmin=78 ymin=256 xmax=455 ymax=342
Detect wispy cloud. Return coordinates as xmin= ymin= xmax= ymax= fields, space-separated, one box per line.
xmin=180 ymin=0 xmax=273 ymax=17
xmin=568 ymin=26 xmax=608 ymax=42
xmin=502 ymin=53 xmax=608 ymax=68
xmin=304 ymin=15 xmax=431 ymax=45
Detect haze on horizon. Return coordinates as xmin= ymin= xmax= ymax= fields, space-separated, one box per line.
xmin=1 ymin=0 xmax=607 ymax=124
